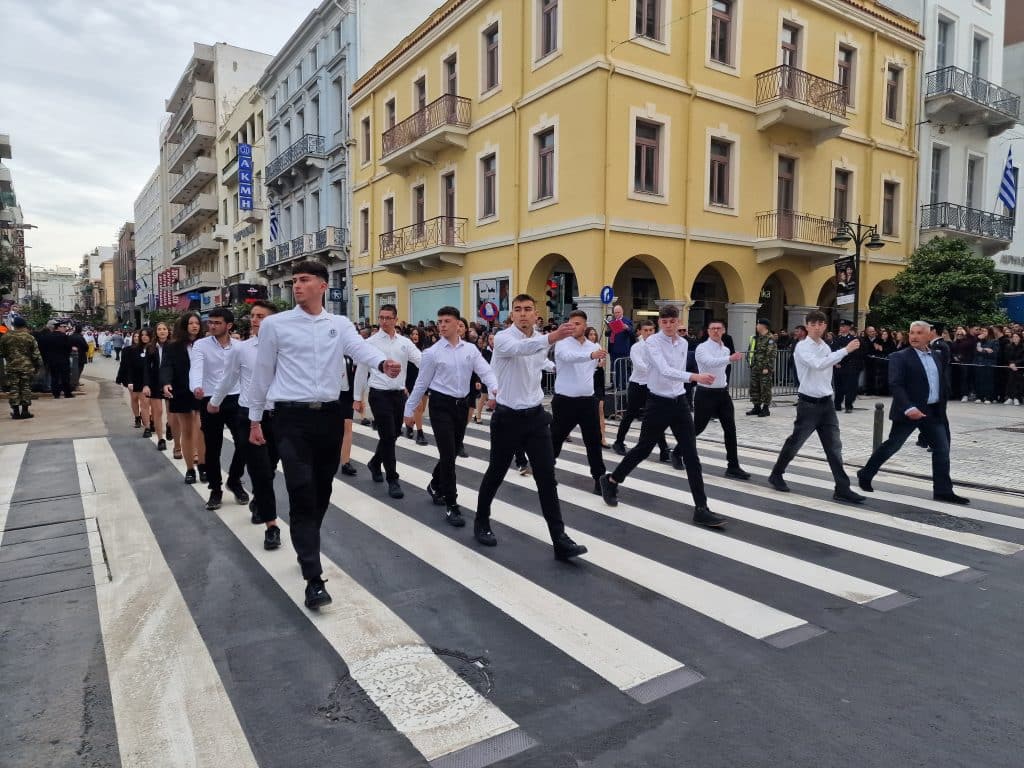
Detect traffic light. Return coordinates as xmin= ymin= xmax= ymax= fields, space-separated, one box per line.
xmin=545 ymin=277 xmax=559 ymax=313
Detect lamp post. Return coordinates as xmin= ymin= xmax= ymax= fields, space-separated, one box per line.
xmin=831 ymin=215 xmax=885 ymax=330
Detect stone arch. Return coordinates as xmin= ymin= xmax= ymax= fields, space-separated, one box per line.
xmin=609 ymin=255 xmax=673 ymax=318
xmin=526 ymin=252 xmax=581 ymax=323
xmin=868 ymin=278 xmax=896 ymax=308
xmin=757 ymin=269 xmax=806 ymax=332
xmin=815 ymin=277 xmax=838 ymax=328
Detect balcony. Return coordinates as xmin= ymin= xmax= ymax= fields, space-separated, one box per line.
xmin=379 ymin=216 xmax=467 ymax=273
xmin=0 ymin=133 xmax=11 ymax=160
xmin=257 ymin=227 xmax=348 ymax=273
xmin=173 ymin=271 xmax=221 ymax=295
xmin=920 ymin=202 xmax=1014 ymax=255
xmin=0 ymin=166 xmax=11 ymax=193
xmin=170 ymin=193 xmax=217 ymax=234
xmin=165 ymin=44 xmax=215 ymax=114
xmin=169 ymin=156 xmax=216 ymax=204
xmin=381 ymin=94 xmax=471 ymax=173
xmin=753 ymin=210 xmax=849 ymax=267
xmin=266 ymin=134 xmax=326 ymax=185
xmin=243 ymin=202 xmax=264 ymax=224
xmin=168 ymin=120 xmax=216 ymax=173
xmin=166 ymin=81 xmax=215 ymax=143
xmin=213 ymin=224 xmax=231 ymax=243
xmin=172 ymin=233 xmax=218 ymax=264
xmin=754 ymin=65 xmax=849 ymax=143
xmin=924 ymin=67 xmax=1021 ymax=137
xmin=222 ymin=154 xmax=239 ymax=185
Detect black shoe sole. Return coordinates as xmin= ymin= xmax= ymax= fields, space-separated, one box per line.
xmin=264 ymin=537 xmax=281 ymax=550
xmin=599 ymin=477 xmax=618 ymax=507
xmin=340 ymin=465 xmax=357 ymax=476
xmin=833 ymin=493 xmax=865 ymax=504
xmin=305 ymin=594 xmax=332 ymax=610
xmin=474 ymin=532 xmax=497 ymax=546
xmin=768 ymin=476 xmax=790 ymax=492
xmin=554 ymin=545 xmax=588 ymax=561
xmin=446 ymin=514 xmax=466 ymax=528
xmin=694 ymin=516 xmax=727 ymax=528
xmin=724 ymin=469 xmax=751 ymax=480
xmin=613 ymin=445 xmax=626 ymax=456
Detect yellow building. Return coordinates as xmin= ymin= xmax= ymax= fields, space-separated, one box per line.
xmin=99 ymin=259 xmax=116 ymax=325
xmin=349 ymin=0 xmax=922 ymax=338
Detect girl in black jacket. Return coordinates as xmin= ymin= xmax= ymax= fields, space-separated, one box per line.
xmin=161 ymin=312 xmax=205 ymax=484
xmin=142 ymin=323 xmax=170 ymax=448
xmin=117 ymin=330 xmax=151 ymax=429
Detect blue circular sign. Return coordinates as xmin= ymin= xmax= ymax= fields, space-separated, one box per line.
xmin=600 ymin=286 xmax=614 ymax=304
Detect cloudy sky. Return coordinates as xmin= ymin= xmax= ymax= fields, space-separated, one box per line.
xmin=1 ymin=0 xmax=317 ymax=269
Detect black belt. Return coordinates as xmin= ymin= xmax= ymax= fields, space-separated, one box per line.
xmin=648 ymin=393 xmax=688 ymax=404
xmin=369 ymin=388 xmax=405 ymax=396
xmin=495 ymin=403 xmax=544 ymax=417
xmin=429 ymin=390 xmax=469 ymax=407
xmin=274 ymin=400 xmax=341 ymax=411
xmin=798 ymin=393 xmax=833 ymax=404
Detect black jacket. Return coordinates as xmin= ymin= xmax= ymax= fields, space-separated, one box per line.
xmin=143 ymin=344 xmax=165 ymax=393
xmin=887 ymin=346 xmax=948 ymax=421
xmin=159 ymin=341 xmax=192 ymax=397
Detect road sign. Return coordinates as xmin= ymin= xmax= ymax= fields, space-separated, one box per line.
xmin=600 ymin=285 xmax=614 ymax=304
xmin=479 ymin=301 xmax=499 ymax=321
xmin=237 ymin=144 xmax=253 ymax=211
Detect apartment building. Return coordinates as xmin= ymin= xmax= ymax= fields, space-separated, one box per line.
xmin=132 ymin=167 xmax=162 ymax=315
xmin=161 ymin=42 xmax=271 ymax=311
xmin=27 ymin=267 xmax=77 ymax=313
xmin=114 ymin=222 xmax=135 ymax=324
xmin=75 ymin=246 xmax=113 ymax=315
xmin=350 ymin=0 xmax=922 ymax=337
xmin=995 ymin=0 xmax=1023 ymax=294
xmin=0 ymin=132 xmax=28 ymax=301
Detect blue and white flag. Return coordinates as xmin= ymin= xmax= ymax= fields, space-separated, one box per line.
xmin=269 ymin=203 xmax=280 ymax=241
xmin=998 ymin=147 xmax=1017 ymax=212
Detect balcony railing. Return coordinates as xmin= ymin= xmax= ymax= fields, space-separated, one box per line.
xmin=755 ymin=65 xmax=848 ymax=119
xmin=316 ymin=226 xmax=348 ymax=250
xmin=382 ymin=94 xmax=472 ymax=157
xmin=168 ymin=120 xmax=215 ymax=169
xmin=170 ymin=193 xmax=216 ymax=231
xmin=380 ymin=216 xmax=468 ymax=260
xmin=173 ymin=234 xmax=218 ymax=262
xmin=259 ymin=246 xmax=277 ymax=269
xmin=920 ymin=202 xmax=1014 ymax=242
xmin=266 ymin=134 xmax=326 ymax=182
xmin=756 ymin=210 xmax=840 ymax=246
xmin=925 ymin=66 xmax=1021 ymax=121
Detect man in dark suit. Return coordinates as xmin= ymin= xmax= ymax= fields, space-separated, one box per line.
xmin=917 ymin=320 xmax=952 ymax=450
xmin=856 ymin=320 xmax=968 ymax=505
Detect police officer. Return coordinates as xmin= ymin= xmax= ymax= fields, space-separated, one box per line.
xmin=745 ymin=319 xmax=775 ymax=417
xmin=832 ymin=319 xmax=862 ymax=413
xmin=0 ymin=318 xmax=42 ymax=419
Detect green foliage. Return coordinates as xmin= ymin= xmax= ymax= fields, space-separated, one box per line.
xmin=23 ymin=297 xmax=55 ymax=329
xmin=142 ymin=309 xmax=181 ymax=328
xmin=228 ymin=299 xmax=292 ymax=335
xmin=871 ymin=237 xmax=1010 ymax=330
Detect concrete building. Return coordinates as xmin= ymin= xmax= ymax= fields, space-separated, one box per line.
xmin=132 ymin=167 xmax=163 ymax=316
xmin=27 ymin=267 xmax=77 ymax=313
xmin=99 ymin=258 xmax=116 ymax=325
xmin=161 ymin=42 xmax=272 ymax=312
xmin=0 ymin=132 xmax=28 ymax=301
xmin=75 ymin=246 xmax=114 ymax=316
xmin=994 ymin=0 xmax=1024 ymax=295
xmin=114 ymin=222 xmax=135 ymax=324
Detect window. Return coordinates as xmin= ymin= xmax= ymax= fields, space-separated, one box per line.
xmin=445 ymin=55 xmax=458 ymax=95
xmin=413 ymin=185 xmax=425 ymax=235
xmin=882 ymin=181 xmax=899 ymax=236
xmin=936 ymin=18 xmax=951 ymax=69
xmin=332 ymin=25 xmax=341 ymax=52
xmin=837 ymin=46 xmax=855 ymax=106
xmin=484 ymin=24 xmax=500 ymax=91
xmin=885 ymin=65 xmax=902 ymax=122
xmin=930 ymin=147 xmax=945 ymax=205
xmin=295 ymin=63 xmax=303 ymax=85
xmin=781 ymin=22 xmax=800 ymax=69
xmin=415 ymin=77 xmax=427 ymax=110
xmin=481 ymin=153 xmax=497 ymax=218
xmin=966 ymin=157 xmax=981 ymax=209
xmin=709 ymin=139 xmax=731 ymax=206
xmin=310 ymin=191 xmax=320 ymax=230
xmin=536 ymin=128 xmax=555 ymax=200
xmin=540 ymin=0 xmax=559 ymax=58
xmin=361 ymin=117 xmax=370 ymax=163
xmin=636 ymin=0 xmax=661 ymax=41
xmin=834 ymin=170 xmax=850 ymax=223
xmin=385 ymin=99 xmax=396 ymax=130
xmin=310 ymin=46 xmax=318 ymax=71
xmin=634 ymin=120 xmax=660 ymax=194
xmin=709 ymin=1 xmax=732 ymax=65
xmin=360 ymin=209 xmax=369 ymax=253
xmin=383 ymin=198 xmax=395 ymax=245
xmin=972 ymin=35 xmax=988 ymax=79
xmin=270 ymin=94 xmax=277 ymax=115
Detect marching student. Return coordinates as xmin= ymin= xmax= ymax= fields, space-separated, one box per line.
xmin=693 ymin=320 xmax=751 ymax=480
xmin=599 ymin=305 xmax=727 ymax=528
xmin=247 ymin=261 xmax=401 ymax=610
xmin=209 ymin=301 xmax=282 ymax=550
xmin=550 ymin=310 xmax=607 ymax=494
xmin=405 ymin=306 xmax=498 ymax=527
xmin=768 ymin=310 xmax=865 ymax=503
xmin=353 ymin=304 xmax=422 ymax=499
xmin=161 ymin=313 xmax=206 ymax=480
xmin=142 ymin=322 xmax=170 ymax=451
xmin=472 ymin=294 xmax=588 ymax=558
xmin=611 ymin=319 xmax=670 ymax=460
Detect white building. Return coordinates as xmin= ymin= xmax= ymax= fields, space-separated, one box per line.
xmin=28 ymin=267 xmax=77 ymax=313
xmin=992 ymin=1 xmax=1024 ymax=295
xmin=353 ymin=0 xmax=449 ymax=78
xmin=132 ymin=167 xmax=163 ymax=312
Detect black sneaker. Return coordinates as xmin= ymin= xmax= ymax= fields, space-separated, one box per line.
xmin=249 ymin=499 xmax=261 ymax=525
xmin=134 ymin=416 xmax=142 ymax=428
xmin=264 ymin=525 xmax=281 ymax=550
xmin=142 ymin=428 xmax=152 ymax=438
xmin=416 ymin=430 xmax=428 ymax=446
xmin=934 ymin=492 xmax=970 ymax=505
xmin=226 ymin=481 xmax=250 ymax=504
xmin=184 ymin=469 xmax=197 ymax=485
xmin=205 ymin=490 xmax=223 ymax=511
xmin=599 ymin=474 xmax=618 ymax=507
xmin=368 ymin=461 xmax=384 ymax=483
xmin=613 ymin=442 xmax=627 ymax=455
xmin=693 ymin=505 xmax=727 ymax=528
xmin=768 ymin=473 xmax=790 ymax=492
xmin=833 ymin=488 xmax=866 ymax=504
xmin=856 ymin=469 xmax=874 ymax=493
xmin=724 ymin=465 xmax=751 ymax=480
xmin=304 ymin=578 xmax=332 ymax=610
xmin=387 ymin=480 xmax=404 ymax=499
xmin=156 ymin=438 xmax=167 ymax=451
xmin=340 ymin=462 xmax=357 ymax=476
xmin=671 ymin=452 xmax=684 ymax=471
xmin=360 ymin=418 xmax=372 ymax=427
xmin=198 ymin=465 xmax=208 ymax=483
xmin=593 ymin=479 xmax=603 ymax=495
xmin=426 ymin=482 xmax=445 ymax=505
xmin=758 ymin=407 xmax=770 ymax=417
xmin=474 ymin=521 xmax=497 ymax=547
xmin=446 ymin=504 xmax=466 ymax=527
xmin=457 ymin=445 xmax=468 ymax=458
xmin=660 ymin=450 xmax=672 ymax=463
xmin=405 ymin=425 xmax=414 ymax=439
xmin=553 ymin=534 xmax=588 ymax=561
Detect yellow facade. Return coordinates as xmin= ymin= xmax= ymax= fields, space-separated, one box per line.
xmin=350 ymin=0 xmax=922 ymax=335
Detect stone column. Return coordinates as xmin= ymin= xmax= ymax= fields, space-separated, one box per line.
xmin=726 ymin=302 xmax=760 ymax=350
xmin=572 ymin=295 xmax=607 ymax=331
xmin=785 ymin=305 xmax=820 ymax=331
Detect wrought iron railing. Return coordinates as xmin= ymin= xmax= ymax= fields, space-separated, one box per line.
xmin=173 ymin=235 xmax=216 ymax=261
xmin=278 ymin=241 xmax=291 ymax=260
xmin=379 ymin=216 xmax=468 ymax=260
xmin=266 ymin=134 xmax=326 ymax=181
xmin=755 ymin=65 xmax=848 ymax=119
xmin=171 ymin=195 xmax=215 ymax=229
xmin=382 ymin=94 xmax=471 ymax=156
xmin=756 ymin=210 xmax=840 ymax=246
xmin=920 ymin=202 xmax=1014 ymax=242
xmin=169 ymin=121 xmax=214 ymax=166
xmin=314 ymin=226 xmax=349 ymax=250
xmin=925 ymin=66 xmax=1021 ymax=120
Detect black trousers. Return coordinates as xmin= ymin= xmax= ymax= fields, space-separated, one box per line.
xmin=611 ymin=394 xmax=708 ymax=507
xmin=49 ymin=360 xmax=72 ymax=397
xmin=429 ymin=392 xmax=469 ymax=505
xmin=368 ymin=389 xmax=406 ymax=481
xmin=834 ymin=366 xmax=861 ymax=410
xmin=200 ymin=396 xmax=244 ymax=491
xmin=275 ymin=404 xmax=344 ymax=580
xmin=234 ymin=409 xmax=278 ymax=523
xmin=692 ymin=387 xmax=740 ymax=468
xmin=476 ymin=405 xmax=566 ymax=540
xmin=551 ymin=394 xmax=606 ymax=480
xmin=772 ymin=397 xmax=851 ymax=490
xmin=861 ymin=405 xmax=953 ymax=496
xmin=614 ymin=382 xmax=669 ymax=453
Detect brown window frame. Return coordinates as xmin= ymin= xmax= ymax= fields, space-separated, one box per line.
xmin=837 ymin=45 xmax=855 ymax=106
xmin=710 ymin=0 xmax=732 ymax=65
xmin=481 ymin=153 xmax=497 ymax=218
xmin=359 ymin=208 xmax=369 ymax=253
xmin=634 ymin=120 xmax=661 ymax=195
xmin=834 ymin=169 xmax=851 ymax=224
xmin=361 ymin=117 xmax=371 ymax=163
xmin=385 ymin=99 xmax=396 ymax=130
xmin=484 ymin=24 xmax=500 ymax=91
xmin=413 ymin=185 xmax=426 ymax=236
xmin=636 ymin=0 xmax=661 ymax=41
xmin=709 ymin=138 xmax=731 ymax=207
xmin=540 ymin=0 xmax=559 ymax=59
xmin=444 ymin=54 xmax=458 ymax=96
xmin=536 ymin=128 xmax=556 ymax=201
xmin=885 ymin=65 xmax=902 ymax=122
xmin=882 ymin=181 xmax=898 ymax=236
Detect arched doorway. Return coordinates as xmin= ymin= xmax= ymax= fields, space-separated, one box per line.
xmin=816 ymin=278 xmax=837 ymax=329
xmin=527 ymin=253 xmax=579 ymax=324
xmin=758 ymin=270 xmax=804 ymax=332
xmin=690 ymin=265 xmax=731 ymax=333
xmin=611 ymin=257 xmax=662 ymax=322
xmin=866 ymin=279 xmax=896 ymax=328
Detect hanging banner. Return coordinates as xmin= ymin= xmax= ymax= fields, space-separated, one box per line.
xmin=238 ymin=143 xmax=254 ymax=211
xmin=834 ymin=255 xmax=856 ymax=306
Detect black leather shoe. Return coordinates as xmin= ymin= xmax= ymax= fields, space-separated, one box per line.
xmin=405 ymin=425 xmax=414 ymax=439
xmin=725 ymin=465 xmax=751 ymax=480
xmin=142 ymin=428 xmax=152 ymax=438
xmin=250 ymin=499 xmax=260 ymax=525
xmin=446 ymin=504 xmax=466 ymax=527
xmin=340 ymin=462 xmax=357 ymax=476
xmin=368 ymin=461 xmax=384 ymax=483
xmin=856 ymin=470 xmax=874 ymax=493
xmin=845 ymin=407 xmax=853 ymax=414
xmin=388 ymin=480 xmax=404 ymax=499
xmin=593 ymin=479 xmax=603 ymax=496
xmin=304 ymin=578 xmax=332 ymax=610
xmin=227 ymin=481 xmax=250 ymax=504
xmin=934 ymin=492 xmax=970 ymax=505
xmin=659 ymin=450 xmax=671 ymax=463
xmin=184 ymin=469 xmax=196 ymax=485
xmin=426 ymin=482 xmax=445 ymax=506
xmin=768 ymin=473 xmax=790 ymax=492
xmin=671 ymin=452 xmax=684 ymax=471
xmin=156 ymin=438 xmax=167 ymax=451
xmin=457 ymin=445 xmax=468 ymax=458
xmin=745 ymin=406 xmax=762 ymax=416
xmin=134 ymin=416 xmax=142 ymax=428
xmin=758 ymin=407 xmax=770 ymax=417
xmin=599 ymin=474 xmax=618 ymax=507
xmin=360 ymin=418 xmax=372 ymax=426
xmin=612 ymin=442 xmax=627 ymax=456
xmin=553 ymin=534 xmax=588 ymax=561
xmin=474 ymin=522 xmax=497 ymax=547
xmin=264 ymin=525 xmax=281 ymax=550
xmin=833 ymin=488 xmax=866 ymax=504
xmin=416 ymin=431 xmax=428 ymax=446
xmin=205 ymin=490 xmax=223 ymax=511
xmin=693 ymin=506 xmax=727 ymax=528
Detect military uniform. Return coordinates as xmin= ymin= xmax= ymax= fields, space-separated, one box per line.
xmin=746 ymin=331 xmax=776 ymax=415
xmin=0 ymin=327 xmax=43 ymax=419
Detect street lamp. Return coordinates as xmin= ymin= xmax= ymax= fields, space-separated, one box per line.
xmin=831 ymin=215 xmax=884 ymax=329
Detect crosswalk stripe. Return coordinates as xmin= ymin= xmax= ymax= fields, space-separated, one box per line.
xmin=464 ymin=422 xmax=1021 ymax=557
xmin=74 ymin=438 xmax=260 ymax=768
xmin=0 ymin=443 xmax=27 ymax=547
xmin=348 ymin=444 xmax=825 ymax=642
xmin=163 ymin=435 xmax=529 ymax=767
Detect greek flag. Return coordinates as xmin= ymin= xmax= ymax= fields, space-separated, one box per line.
xmin=998 ymin=148 xmax=1017 ymax=212
xmin=269 ymin=202 xmax=280 ymax=241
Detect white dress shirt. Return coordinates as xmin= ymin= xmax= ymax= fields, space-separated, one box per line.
xmin=695 ymin=339 xmax=731 ymax=389
xmin=189 ymin=335 xmax=239 ymax=396
xmin=404 ymin=337 xmax=498 ymax=417
xmin=645 ymin=331 xmax=698 ymax=398
xmin=247 ymin=307 xmax=386 ymax=422
xmin=211 ymin=336 xmax=264 ymax=411
xmin=793 ymin=337 xmax=848 ymax=398
xmin=553 ymin=337 xmax=599 ymax=397
xmin=353 ymin=330 xmax=422 ymax=400
xmin=628 ymin=340 xmax=652 ymax=385
xmin=490 ymin=325 xmax=553 ymax=409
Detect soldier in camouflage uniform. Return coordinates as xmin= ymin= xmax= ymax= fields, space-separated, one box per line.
xmin=745 ymin=318 xmax=776 ymax=417
xmin=0 ymin=317 xmax=43 ymax=419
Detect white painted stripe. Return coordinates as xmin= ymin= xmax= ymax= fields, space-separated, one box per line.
xmin=0 ymin=442 xmax=28 ymax=548
xmin=349 ymin=445 xmax=816 ymax=637
xmin=74 ymin=438 xmax=259 ymax=768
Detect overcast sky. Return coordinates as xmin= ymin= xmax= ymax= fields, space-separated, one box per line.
xmin=1 ymin=0 xmax=317 ymax=269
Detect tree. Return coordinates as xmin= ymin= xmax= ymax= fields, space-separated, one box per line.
xmin=23 ymin=296 xmax=55 ymax=329
xmin=871 ymin=237 xmax=1009 ymax=330
xmin=229 ymin=298 xmax=292 ymax=335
